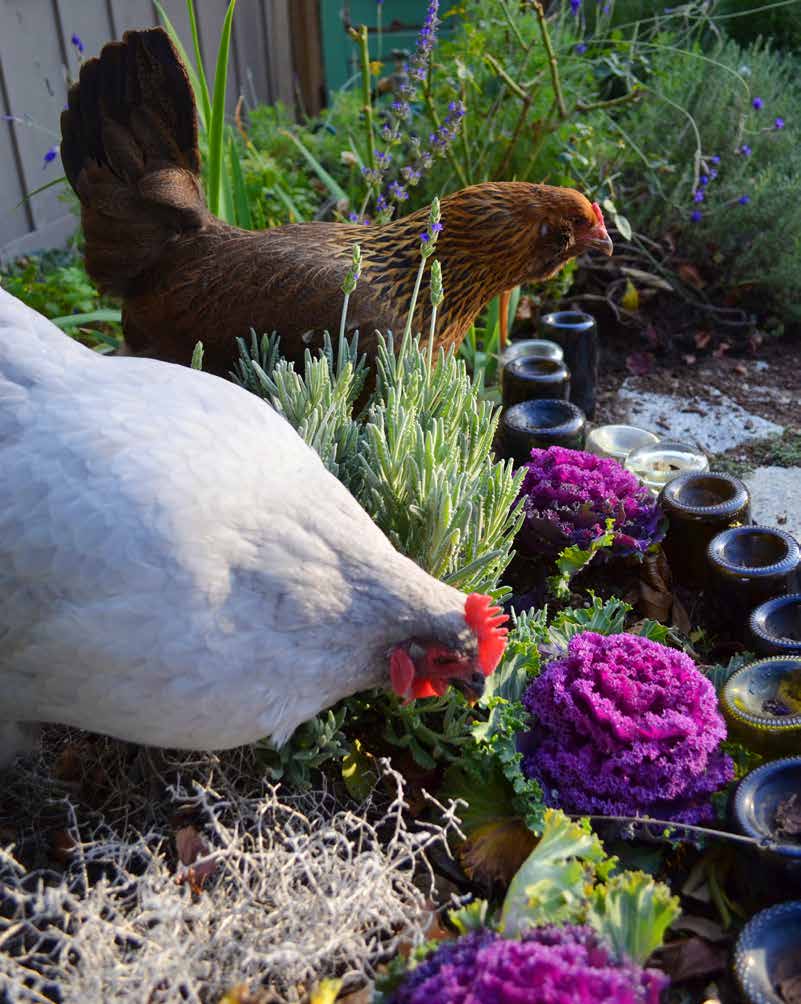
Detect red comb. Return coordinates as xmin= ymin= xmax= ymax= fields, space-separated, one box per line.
xmin=464 ymin=593 xmax=509 ymax=676
xmin=591 ymin=201 xmax=605 ymax=227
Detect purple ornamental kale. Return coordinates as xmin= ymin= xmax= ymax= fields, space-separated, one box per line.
xmin=389 ymin=925 xmax=668 ymax=1004
xmin=522 ymin=632 xmax=734 ymax=824
xmin=517 ymin=446 xmax=666 ymax=558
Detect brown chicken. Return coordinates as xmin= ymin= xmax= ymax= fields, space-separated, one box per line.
xmin=61 ymin=28 xmax=613 ymax=377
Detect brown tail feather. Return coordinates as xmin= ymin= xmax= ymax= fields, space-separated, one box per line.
xmin=60 ymin=27 xmax=207 ymax=298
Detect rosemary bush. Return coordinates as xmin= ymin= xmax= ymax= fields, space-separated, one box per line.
xmin=615 ymin=34 xmax=801 ymax=319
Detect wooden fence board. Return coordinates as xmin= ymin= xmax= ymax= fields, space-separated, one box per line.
xmin=0 ymin=0 xmax=312 ymax=260
xmin=0 ymin=1 xmax=70 ymax=233
xmin=0 ymin=62 xmax=33 ymax=249
xmin=54 ymin=0 xmax=114 ymax=73
xmin=108 ymin=0 xmax=158 ymax=36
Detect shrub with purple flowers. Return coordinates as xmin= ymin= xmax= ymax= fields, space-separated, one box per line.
xmin=386 ymin=925 xmax=668 ymax=1004
xmin=516 ymin=446 xmax=666 ymax=560
xmin=521 ymin=631 xmax=735 ymax=823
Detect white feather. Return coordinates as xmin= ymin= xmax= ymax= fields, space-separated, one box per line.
xmin=0 ymin=288 xmax=471 ymax=759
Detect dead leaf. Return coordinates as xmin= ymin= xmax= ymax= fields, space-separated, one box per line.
xmin=626 ymin=351 xmax=654 ymax=376
xmin=776 ymin=793 xmax=801 ymax=838
xmin=620 ymin=266 xmax=674 ymax=292
xmin=175 ymin=825 xmax=217 ymax=891
xmin=50 ymin=828 xmax=78 ymax=865
xmin=337 ymin=990 xmax=372 ymax=1004
xmin=778 ymin=974 xmax=801 ymax=1004
xmin=694 ymin=330 xmax=712 ymax=350
xmin=638 ymin=550 xmax=673 ymax=622
xmin=396 ymin=899 xmax=452 ymax=959
xmin=678 ymin=263 xmax=706 ymax=289
xmin=657 ymin=937 xmax=728 ymax=982
xmin=516 ymin=296 xmax=533 ymax=320
xmin=734 ymin=362 xmax=748 ymax=376
xmin=671 ymin=593 xmax=691 ymax=636
xmin=621 ymin=279 xmax=640 ymax=312
xmin=459 ymin=818 xmax=537 ymax=885
xmin=54 ymin=744 xmax=84 ymax=782
xmin=713 ymin=341 xmax=731 ymax=358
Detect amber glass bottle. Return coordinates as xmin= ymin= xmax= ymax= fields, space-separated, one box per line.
xmin=538 ymin=311 xmax=599 ymax=418
xmin=707 ymin=526 xmax=801 ymax=634
xmin=658 ymin=472 xmax=751 ymax=587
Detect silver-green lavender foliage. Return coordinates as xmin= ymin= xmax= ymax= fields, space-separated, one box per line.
xmin=232 ymin=328 xmax=366 ymax=483
xmin=234 ymin=329 xmax=523 ymax=597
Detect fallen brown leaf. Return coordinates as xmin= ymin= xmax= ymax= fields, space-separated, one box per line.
xmin=175 ymin=824 xmax=217 ymax=891
xmin=337 ymin=989 xmax=372 ymax=1004
xmin=459 ymin=818 xmax=537 ymax=885
xmin=776 ymin=793 xmax=801 ymax=838
xmin=657 ymin=937 xmax=728 ymax=982
xmin=678 ymin=263 xmax=706 ymax=289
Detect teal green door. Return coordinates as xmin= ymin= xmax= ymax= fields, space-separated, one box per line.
xmin=320 ymin=1 xmax=462 ymax=96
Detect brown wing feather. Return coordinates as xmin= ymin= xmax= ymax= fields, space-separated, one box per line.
xmin=60 ymin=27 xmax=206 ymax=298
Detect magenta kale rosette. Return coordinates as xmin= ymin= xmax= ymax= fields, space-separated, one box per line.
xmin=522 ymin=631 xmax=734 ymax=824
xmin=388 ymin=925 xmax=668 ymax=1004
xmin=517 ymin=446 xmax=666 ymax=558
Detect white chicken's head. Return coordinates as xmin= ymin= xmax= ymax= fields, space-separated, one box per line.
xmin=388 ymin=593 xmax=509 ymax=703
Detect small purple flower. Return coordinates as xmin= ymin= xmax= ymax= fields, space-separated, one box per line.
xmin=575 ymin=42 xmax=588 ymax=54
xmin=710 ymin=154 xmax=721 ymax=164
xmin=693 ymin=190 xmax=704 ymax=203
xmin=775 ymin=116 xmax=785 ymax=129
xmin=752 ymin=96 xmax=763 ymax=110
xmin=691 ymin=210 xmax=703 ymax=222
xmin=699 ymin=174 xmax=709 ymax=186
xmin=388 ymin=180 xmax=408 ymax=202
xmin=42 ymin=146 xmax=58 ymax=168
xmin=740 ymin=143 xmax=752 ymax=156
xmin=710 ymin=168 xmax=718 ymax=179
xmin=71 ymin=33 xmax=84 ymax=54
xmin=570 ymin=0 xmax=581 ymax=13
xmin=348 ymin=211 xmax=359 ymax=223
xmin=738 ymin=194 xmax=751 ymax=205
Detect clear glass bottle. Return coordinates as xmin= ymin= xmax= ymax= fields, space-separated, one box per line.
xmin=585 ymin=425 xmax=659 ymax=464
xmin=658 ymin=472 xmax=751 ymax=587
xmin=501 ymin=356 xmax=571 ymax=408
xmin=625 ymin=440 xmax=708 ymax=495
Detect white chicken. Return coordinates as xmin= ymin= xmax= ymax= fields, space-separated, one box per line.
xmin=0 ymin=288 xmax=508 ymax=765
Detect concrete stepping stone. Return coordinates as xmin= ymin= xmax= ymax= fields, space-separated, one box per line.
xmin=616 ymin=380 xmax=784 ymax=454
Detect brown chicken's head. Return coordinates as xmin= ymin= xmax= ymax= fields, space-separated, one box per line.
xmin=440 ymin=182 xmax=613 ymax=289
xmin=389 ymin=593 xmax=509 ymax=704
xmin=514 ymin=184 xmax=614 ymax=281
